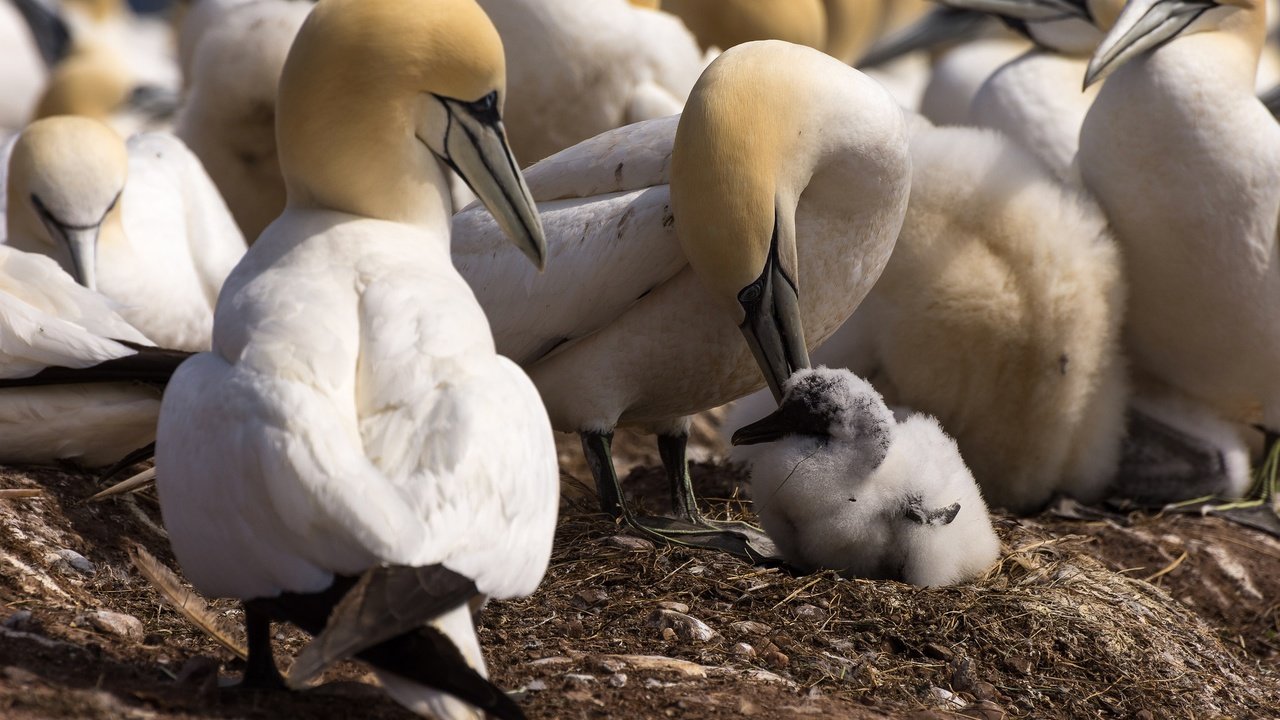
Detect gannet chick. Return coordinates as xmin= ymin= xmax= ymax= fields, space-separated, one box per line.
xmin=453 ymin=40 xmax=911 ymax=559
xmin=5 ymin=116 xmax=246 ymax=350
xmin=174 ymin=0 xmax=313 ymax=240
xmin=810 ymin=119 xmax=1128 ymax=513
xmin=661 ymin=0 xmax=828 ymax=51
xmin=732 ymin=368 xmax=1000 ymax=587
xmin=156 ymin=0 xmax=555 ymax=717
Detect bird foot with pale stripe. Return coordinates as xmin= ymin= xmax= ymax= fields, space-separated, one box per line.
xmin=626 ymin=513 xmax=783 ymax=564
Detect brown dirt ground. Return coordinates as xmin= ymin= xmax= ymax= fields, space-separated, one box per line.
xmin=1 ymin=414 xmax=1278 ymax=719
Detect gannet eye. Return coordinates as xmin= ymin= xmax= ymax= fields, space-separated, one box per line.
xmin=467 ymin=91 xmax=499 ymax=119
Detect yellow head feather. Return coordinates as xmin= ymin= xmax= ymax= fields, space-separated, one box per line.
xmin=822 ymin=0 xmax=883 ymax=62
xmin=33 ymin=45 xmax=132 ymax=123
xmin=276 ymin=0 xmax=507 ymax=223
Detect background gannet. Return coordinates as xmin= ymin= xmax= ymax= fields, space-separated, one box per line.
xmin=156 ymin=0 xmax=556 ymax=716
xmin=0 ymin=0 xmax=70 ymax=132
xmin=660 ymin=0 xmax=828 ymax=52
xmin=731 ymin=367 xmax=1001 ymax=587
xmin=5 ymin=116 xmax=246 ymax=351
xmin=174 ymin=0 xmax=313 ymax=241
xmin=454 ymin=40 xmax=912 ymax=558
xmin=475 ymin=0 xmax=708 ymax=165
xmin=32 ymin=41 xmax=177 ymax=137
xmin=1080 ymin=0 xmax=1280 ymax=527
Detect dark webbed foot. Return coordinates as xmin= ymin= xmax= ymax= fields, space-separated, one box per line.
xmin=1169 ymin=426 xmax=1280 ymax=537
xmin=235 ymin=602 xmax=285 ymax=690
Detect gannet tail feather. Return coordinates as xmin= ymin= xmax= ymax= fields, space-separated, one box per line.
xmin=0 ymin=344 xmax=193 ymax=387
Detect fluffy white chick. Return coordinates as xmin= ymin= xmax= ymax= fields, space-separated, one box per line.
xmin=732 ymin=367 xmax=1000 ymax=587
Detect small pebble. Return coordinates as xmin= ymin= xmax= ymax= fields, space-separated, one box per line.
xmin=763 ymin=650 xmax=789 ymax=669
xmin=525 ymin=679 xmax=548 ymax=692
xmin=573 ymin=588 xmax=608 ymax=608
xmin=604 ymin=535 xmax=654 ymax=551
xmin=729 ymin=620 xmax=772 ymax=636
xmin=607 ymin=672 xmax=627 ymax=688
xmin=792 ymin=604 xmax=825 ymax=624
xmin=648 ymin=609 xmax=718 ymax=642
xmin=564 ymin=673 xmax=596 ymax=687
xmin=731 ymin=642 xmax=755 ymax=658
xmin=53 ymin=549 xmax=96 ymax=575
xmin=587 ymin=655 xmax=626 ymax=673
xmin=657 ymin=601 xmax=689 ymax=614
xmin=661 ymin=627 xmax=677 ymax=642
xmin=86 ymin=611 xmax=144 ymax=641
xmin=3 ymin=610 xmax=33 ymax=630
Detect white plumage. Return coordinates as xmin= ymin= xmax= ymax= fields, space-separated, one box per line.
xmin=732 ymin=367 xmax=1001 ymax=587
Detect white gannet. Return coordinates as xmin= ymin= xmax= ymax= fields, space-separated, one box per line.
xmin=950 ymin=0 xmax=1121 ymax=182
xmin=794 ymin=119 xmax=1129 ymax=514
xmin=1080 ymin=0 xmax=1280 ymax=524
xmin=453 ymin=40 xmax=912 ymax=558
xmin=475 ymin=0 xmax=708 ymax=165
xmin=155 ymin=0 xmax=556 ymax=717
xmin=31 ymin=41 xmax=178 ymax=137
xmin=5 ymin=116 xmax=247 ymax=351
xmin=175 ymin=0 xmax=257 ymax=84
xmin=0 ymin=243 xmax=176 ymax=468
xmin=660 ymin=0 xmax=828 ymax=52
xmin=59 ymin=0 xmax=180 ymax=95
xmin=174 ymin=0 xmax=314 ymax=241
xmin=731 ymin=367 xmax=1001 ymax=587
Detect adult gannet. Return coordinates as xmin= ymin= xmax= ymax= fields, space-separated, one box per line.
xmin=0 ymin=243 xmax=170 ymax=468
xmin=475 ymin=0 xmax=708 ymax=165
xmin=786 ymin=119 xmax=1129 ymax=513
xmin=174 ymin=0 xmax=313 ymax=241
xmin=155 ymin=0 xmax=555 ymax=717
xmin=32 ymin=42 xmax=177 ymax=137
xmin=952 ymin=0 xmax=1121 ymax=182
xmin=1080 ymin=0 xmax=1280 ymax=526
xmin=5 ymin=116 xmax=246 ymax=350
xmin=731 ymin=367 xmax=1001 ymax=587
xmin=661 ymin=0 xmax=828 ymax=51
xmin=59 ymin=0 xmax=180 ymax=94
xmin=454 ymin=40 xmax=912 ymax=558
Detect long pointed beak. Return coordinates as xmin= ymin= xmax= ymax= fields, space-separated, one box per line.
xmin=1084 ymin=0 xmax=1218 ymax=88
xmin=438 ymin=97 xmax=546 ymax=271
xmin=857 ymin=7 xmax=994 ymax=68
xmin=731 ymin=399 xmax=829 ymax=446
xmin=42 ymin=222 xmax=100 ymax=291
xmin=738 ymin=240 xmax=809 ymax=403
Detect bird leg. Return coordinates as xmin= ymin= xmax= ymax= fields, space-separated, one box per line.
xmin=579 ymin=430 xmax=782 ymax=563
xmin=237 ymin=602 xmax=285 ymax=690
xmin=1169 ymin=427 xmax=1280 ymax=537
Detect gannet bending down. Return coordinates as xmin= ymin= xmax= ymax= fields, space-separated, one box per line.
xmin=5 ymin=117 xmax=247 ymax=350
xmin=475 ymin=0 xmax=708 ymax=165
xmin=1081 ymin=0 xmax=1280 ymax=524
xmin=822 ymin=0 xmax=884 ymax=63
xmin=454 ymin=41 xmax=912 ymax=558
xmin=805 ymin=119 xmax=1129 ymax=513
xmin=950 ymin=0 xmax=1120 ymax=182
xmin=661 ymin=0 xmax=828 ymax=52
xmin=0 ymin=244 xmax=172 ymax=467
xmin=174 ymin=0 xmax=314 ymax=241
xmin=731 ymin=368 xmax=1001 ymax=587
xmin=156 ymin=0 xmax=556 ymax=717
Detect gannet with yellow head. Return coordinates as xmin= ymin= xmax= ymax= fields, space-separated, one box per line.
xmin=5 ymin=116 xmax=246 ymax=351
xmin=155 ymin=0 xmax=555 ymax=716
xmin=32 ymin=42 xmax=179 ymax=137
xmin=454 ymin=40 xmax=911 ymax=559
xmin=1080 ymin=0 xmax=1280 ymax=529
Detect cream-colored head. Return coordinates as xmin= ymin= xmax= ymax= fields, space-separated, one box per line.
xmin=1086 ymin=0 xmax=1264 ymax=86
xmin=32 ymin=43 xmax=132 ymax=123
xmin=276 ymin=0 xmax=544 ymax=267
xmin=6 ymin=116 xmax=128 ymax=291
xmin=661 ymin=0 xmax=828 ymax=51
xmin=628 ymin=0 xmax=662 ymax=8
xmin=672 ymin=40 xmax=907 ymax=399
xmin=63 ymin=0 xmax=125 ymax=23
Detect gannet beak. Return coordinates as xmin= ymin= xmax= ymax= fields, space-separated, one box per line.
xmin=433 ymin=91 xmax=546 ymax=271
xmin=1084 ymin=0 xmax=1219 ymax=88
xmin=31 ymin=196 xmax=101 ymax=291
xmin=731 ymin=397 xmax=828 ymax=446
xmin=857 ymin=7 xmax=992 ymax=67
xmin=738 ymin=229 xmax=810 ymax=402
xmin=940 ymin=0 xmax=1090 ymax=22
